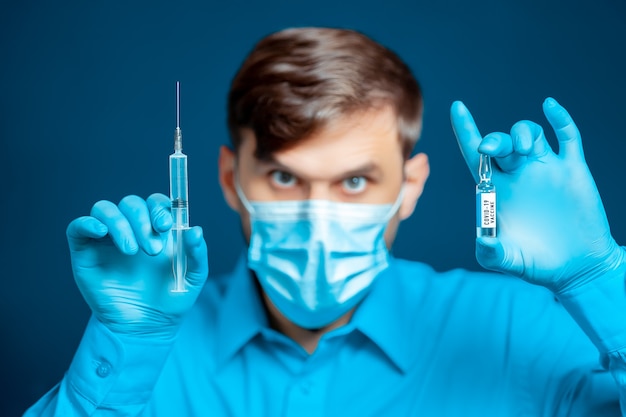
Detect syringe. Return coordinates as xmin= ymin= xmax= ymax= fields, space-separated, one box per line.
xmin=170 ymin=81 xmax=189 ymax=293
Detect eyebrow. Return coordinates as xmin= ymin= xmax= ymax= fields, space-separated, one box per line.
xmin=259 ymin=155 xmax=383 ymax=180
xmin=336 ymin=162 xmax=383 ymax=180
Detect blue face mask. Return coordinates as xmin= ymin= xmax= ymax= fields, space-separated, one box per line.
xmin=236 ymin=182 xmax=404 ymax=329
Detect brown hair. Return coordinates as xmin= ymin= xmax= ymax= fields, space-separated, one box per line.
xmin=227 ymin=27 xmax=423 ymax=160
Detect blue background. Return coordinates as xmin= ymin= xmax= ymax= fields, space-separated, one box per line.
xmin=2 ymin=0 xmax=625 ymax=414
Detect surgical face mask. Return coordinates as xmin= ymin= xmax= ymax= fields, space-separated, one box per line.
xmin=236 ymin=181 xmax=404 ymax=329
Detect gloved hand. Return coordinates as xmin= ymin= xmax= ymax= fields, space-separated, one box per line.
xmin=66 ymin=193 xmax=208 ymax=339
xmin=451 ymin=97 xmax=624 ymax=293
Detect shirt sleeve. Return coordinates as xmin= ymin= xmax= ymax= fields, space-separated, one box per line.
xmin=23 ymin=315 xmax=175 ymax=417
xmin=556 ymin=249 xmax=626 ymax=416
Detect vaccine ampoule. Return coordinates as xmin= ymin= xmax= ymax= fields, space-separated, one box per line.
xmin=476 ymin=154 xmax=496 ymax=237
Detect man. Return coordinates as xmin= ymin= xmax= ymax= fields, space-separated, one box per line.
xmin=25 ymin=27 xmax=626 ymax=416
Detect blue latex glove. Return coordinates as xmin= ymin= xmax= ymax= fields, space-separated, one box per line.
xmin=451 ymin=97 xmax=624 ymax=293
xmin=66 ymin=193 xmax=209 ymax=339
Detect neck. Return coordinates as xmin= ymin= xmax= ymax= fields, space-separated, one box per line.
xmin=261 ymin=291 xmax=354 ymax=354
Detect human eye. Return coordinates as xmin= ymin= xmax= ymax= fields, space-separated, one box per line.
xmin=270 ymin=170 xmax=297 ymax=188
xmin=342 ymin=176 xmax=368 ymax=194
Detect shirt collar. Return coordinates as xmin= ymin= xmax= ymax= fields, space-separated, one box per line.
xmin=215 ymin=253 xmax=268 ymax=367
xmin=350 ymin=257 xmax=416 ymax=374
xmin=215 ymin=254 xmax=417 ymax=373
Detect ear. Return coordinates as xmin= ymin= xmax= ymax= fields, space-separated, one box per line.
xmin=218 ymin=145 xmax=240 ymax=212
xmin=398 ymin=152 xmax=430 ymax=220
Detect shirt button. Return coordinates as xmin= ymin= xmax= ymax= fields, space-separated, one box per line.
xmin=96 ymin=360 xmax=112 ymax=378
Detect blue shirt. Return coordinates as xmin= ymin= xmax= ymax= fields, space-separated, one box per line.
xmin=25 ymin=256 xmax=626 ymax=416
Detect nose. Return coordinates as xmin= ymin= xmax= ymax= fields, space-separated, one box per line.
xmin=307 ymin=182 xmax=333 ymax=201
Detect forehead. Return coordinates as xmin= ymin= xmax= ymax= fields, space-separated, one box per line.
xmin=240 ymin=106 xmax=403 ymax=179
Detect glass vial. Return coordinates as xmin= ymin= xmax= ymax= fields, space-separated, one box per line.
xmin=476 ymin=154 xmax=496 ymax=237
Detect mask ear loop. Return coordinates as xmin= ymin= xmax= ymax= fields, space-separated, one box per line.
xmin=381 ymin=185 xmax=406 ymax=223
xmin=233 ymin=162 xmax=255 ymax=215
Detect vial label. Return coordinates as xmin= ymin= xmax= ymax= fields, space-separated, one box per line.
xmin=477 ymin=193 xmax=496 ymax=228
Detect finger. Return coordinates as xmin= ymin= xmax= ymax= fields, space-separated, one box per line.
xmin=510 ymin=120 xmax=552 ymax=159
xmin=542 ymin=97 xmax=584 ymax=161
xmin=66 ymin=216 xmax=108 ymax=250
xmin=477 ymin=132 xmax=513 ymax=157
xmin=183 ymin=226 xmax=209 ymax=288
xmin=90 ymin=200 xmax=138 ymax=255
xmin=478 ymin=132 xmax=529 ymax=173
xmin=118 ymin=195 xmax=164 ymax=256
xmin=451 ymin=100 xmax=482 ymax=183
xmin=147 ymin=193 xmax=173 ymax=233
xmin=511 ymin=122 xmax=534 ymax=156
xmin=475 ymin=237 xmax=524 ymax=277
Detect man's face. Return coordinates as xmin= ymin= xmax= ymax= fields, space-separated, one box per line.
xmin=219 ymin=105 xmax=430 ymax=247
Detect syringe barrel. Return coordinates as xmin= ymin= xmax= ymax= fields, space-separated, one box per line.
xmin=169 ymin=151 xmax=189 ymax=228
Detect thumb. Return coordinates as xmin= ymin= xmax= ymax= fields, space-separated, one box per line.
xmin=183 ymin=226 xmax=209 ymax=288
xmin=475 ymin=237 xmax=524 ymax=278
xmin=66 ymin=216 xmax=109 ymax=251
